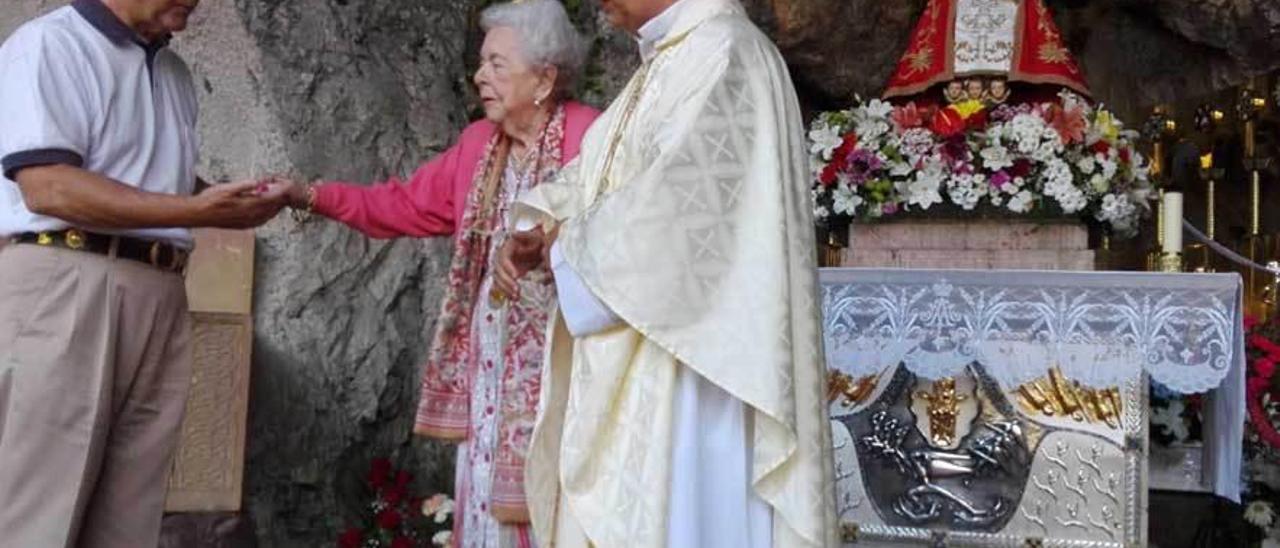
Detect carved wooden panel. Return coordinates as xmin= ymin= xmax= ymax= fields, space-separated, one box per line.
xmin=166 ymin=229 xmax=254 ymax=512
xmin=166 ymin=312 xmax=253 ymax=511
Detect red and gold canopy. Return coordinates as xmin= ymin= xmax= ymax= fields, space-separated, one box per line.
xmin=882 ymin=0 xmax=1090 ymax=100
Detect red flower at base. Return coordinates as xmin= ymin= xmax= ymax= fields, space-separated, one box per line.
xmin=395 ymin=470 xmax=413 ymax=489
xmin=391 ymin=536 xmax=415 ymax=548
xmin=338 ymin=528 xmax=363 ymax=548
xmin=965 ymin=108 xmax=989 ymax=131
xmin=1257 ymin=357 xmax=1277 ymax=380
xmin=377 ymin=508 xmax=403 ymax=530
xmin=930 ymin=107 xmax=966 ymax=138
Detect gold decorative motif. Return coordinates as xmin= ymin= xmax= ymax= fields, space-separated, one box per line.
xmin=827 ymin=370 xmax=880 ymax=405
xmin=915 ymin=377 xmax=968 ymax=446
xmin=1016 ymin=367 xmax=1123 ymax=428
xmin=900 ymin=0 xmax=943 ymax=76
xmin=64 ymin=229 xmax=86 ymax=250
xmin=36 ymin=232 xmax=53 ymax=245
xmin=904 ymin=47 xmax=935 ymax=75
xmin=1033 ymin=0 xmax=1079 ymax=73
xmin=840 ymin=522 xmax=859 ymax=543
xmin=1037 ymin=42 xmax=1071 ymax=65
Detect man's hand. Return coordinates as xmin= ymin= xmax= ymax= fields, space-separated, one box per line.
xmin=14 ymin=164 xmax=288 ymax=230
xmin=493 ymin=227 xmax=546 ymax=301
xmin=190 ymin=180 xmax=289 ymax=229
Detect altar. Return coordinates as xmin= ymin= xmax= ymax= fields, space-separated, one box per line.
xmin=821 ymin=268 xmax=1245 ymax=547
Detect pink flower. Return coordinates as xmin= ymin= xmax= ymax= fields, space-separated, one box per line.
xmin=891 ymin=103 xmax=927 ymax=133
xmin=1047 ymin=104 xmax=1087 ymax=145
xmin=882 ymin=202 xmax=899 ymax=215
xmin=990 ymin=170 xmax=1012 ymax=190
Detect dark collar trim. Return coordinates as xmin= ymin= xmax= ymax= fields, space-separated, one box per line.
xmin=71 ymin=0 xmax=171 ymax=53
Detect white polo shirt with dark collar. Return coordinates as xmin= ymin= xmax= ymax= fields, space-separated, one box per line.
xmin=0 ymin=0 xmax=200 ymax=248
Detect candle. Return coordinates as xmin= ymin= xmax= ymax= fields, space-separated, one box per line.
xmin=1162 ymin=192 xmax=1183 ymax=254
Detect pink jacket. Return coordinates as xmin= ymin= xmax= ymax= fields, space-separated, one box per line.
xmin=312 ymin=101 xmax=599 ymax=238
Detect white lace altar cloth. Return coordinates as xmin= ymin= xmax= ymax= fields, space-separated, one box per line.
xmin=820 ymin=268 xmax=1245 ymax=501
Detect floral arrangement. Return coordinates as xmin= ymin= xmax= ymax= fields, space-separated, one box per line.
xmin=337 ymin=458 xmax=455 ymax=548
xmin=1240 ymin=315 xmax=1280 ymax=546
xmin=1149 ymin=383 xmax=1202 ymax=446
xmin=808 ymin=91 xmax=1154 ymax=236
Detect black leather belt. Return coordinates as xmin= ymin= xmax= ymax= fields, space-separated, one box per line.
xmin=11 ymin=229 xmax=189 ymax=274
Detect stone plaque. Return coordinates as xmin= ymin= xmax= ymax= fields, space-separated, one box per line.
xmin=842 ymin=220 xmax=1097 ymax=270
xmin=166 ymin=229 xmax=254 ymax=512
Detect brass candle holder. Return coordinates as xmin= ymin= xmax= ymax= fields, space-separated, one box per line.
xmin=1142 ymin=106 xmax=1178 ymax=271
xmin=1159 ymin=252 xmax=1184 ymax=273
xmin=1237 ymin=79 xmax=1271 ymax=316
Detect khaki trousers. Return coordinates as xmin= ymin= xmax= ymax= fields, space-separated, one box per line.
xmin=0 ymin=243 xmax=193 ymax=548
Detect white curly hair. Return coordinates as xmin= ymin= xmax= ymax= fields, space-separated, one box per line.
xmin=480 ymin=0 xmax=589 ymax=97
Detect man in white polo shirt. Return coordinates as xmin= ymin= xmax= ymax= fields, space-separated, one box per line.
xmin=0 ymin=0 xmax=286 ymax=546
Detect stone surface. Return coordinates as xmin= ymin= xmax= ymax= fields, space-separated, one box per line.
xmin=842 ymin=221 xmax=1097 ymax=269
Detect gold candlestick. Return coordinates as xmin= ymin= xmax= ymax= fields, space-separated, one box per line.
xmin=1237 ymin=78 xmax=1269 ymax=316
xmin=1143 ymin=106 xmax=1177 ymax=271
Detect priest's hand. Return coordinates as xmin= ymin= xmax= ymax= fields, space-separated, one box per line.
xmin=494 ymin=227 xmax=546 ymax=301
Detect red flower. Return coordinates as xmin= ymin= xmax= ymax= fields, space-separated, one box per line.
xmin=383 ymin=486 xmax=405 ymax=506
xmin=390 ymin=536 xmax=415 ymax=548
xmin=965 ymin=108 xmax=989 ymax=131
xmin=819 ymin=163 xmax=839 ymax=186
xmin=1119 ymin=147 xmax=1132 ymax=164
xmin=930 ymin=107 xmax=966 ymax=138
xmin=1257 ymin=357 xmax=1276 ymax=380
xmin=891 ymin=103 xmax=927 ymax=132
xmin=395 ymin=470 xmax=413 ymax=489
xmin=1090 ymin=141 xmax=1111 ymax=155
xmin=1009 ymin=159 xmax=1033 ymax=178
xmin=368 ymin=458 xmax=393 ymax=489
xmin=338 ymin=528 xmax=363 ymax=548
xmin=1245 ymin=315 xmax=1260 ymax=331
xmin=377 ymin=508 xmax=403 ymax=530
xmin=829 ymin=134 xmax=859 ymax=167
xmin=1249 ymin=376 xmax=1269 ymax=395
xmin=1251 ymin=334 xmax=1280 ymax=355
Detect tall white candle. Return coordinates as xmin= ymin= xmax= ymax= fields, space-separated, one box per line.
xmin=1162 ymin=191 xmax=1183 ymax=253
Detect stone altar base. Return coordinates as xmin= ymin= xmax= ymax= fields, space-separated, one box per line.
xmin=840 ymin=220 xmax=1097 ymax=271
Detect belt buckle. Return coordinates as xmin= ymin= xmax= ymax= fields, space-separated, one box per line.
xmin=64 ymin=229 xmax=86 ymax=250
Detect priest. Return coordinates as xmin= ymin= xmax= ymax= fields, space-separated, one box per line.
xmin=493 ymin=0 xmax=837 ymax=546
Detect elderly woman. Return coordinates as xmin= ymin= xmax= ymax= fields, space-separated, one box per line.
xmin=278 ymin=1 xmax=598 ymax=545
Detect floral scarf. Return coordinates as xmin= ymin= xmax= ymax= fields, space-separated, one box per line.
xmin=415 ymin=105 xmax=566 ymax=524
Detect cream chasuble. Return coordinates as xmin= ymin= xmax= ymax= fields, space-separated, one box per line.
xmin=515 ymin=0 xmax=837 ymax=546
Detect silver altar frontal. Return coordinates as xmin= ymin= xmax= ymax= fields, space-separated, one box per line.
xmin=821 ymin=268 xmax=1246 ymax=547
